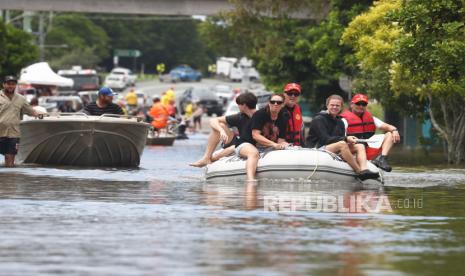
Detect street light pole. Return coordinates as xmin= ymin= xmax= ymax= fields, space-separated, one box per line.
xmin=38 ymin=12 xmax=45 ymax=61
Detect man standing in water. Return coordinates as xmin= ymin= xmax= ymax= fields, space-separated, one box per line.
xmin=0 ymin=76 xmax=41 ymax=167
xmin=307 ymin=94 xmax=379 ymax=180
xmin=190 ymin=92 xmax=259 ymax=181
xmin=83 ymin=87 xmax=124 ymax=116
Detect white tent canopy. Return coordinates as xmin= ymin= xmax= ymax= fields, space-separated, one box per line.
xmin=19 ymin=62 xmax=74 ymax=87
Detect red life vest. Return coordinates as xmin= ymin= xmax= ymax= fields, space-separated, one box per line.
xmin=341 ymin=110 xmax=376 ymax=139
xmin=284 ymin=105 xmax=303 ymax=146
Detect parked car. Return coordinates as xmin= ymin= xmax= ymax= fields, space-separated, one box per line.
xmin=224 ymin=90 xmax=272 ymax=116
xmin=159 ymin=73 xmax=180 ymax=83
xmin=169 ymin=65 xmax=202 ymax=82
xmin=210 ymin=84 xmax=235 ymax=105
xmin=179 ymin=87 xmax=223 ymax=116
xmin=104 ymin=74 xmax=127 ymax=91
xmin=110 ymin=67 xmax=137 ymax=86
xmin=104 ymin=67 xmax=137 ymax=90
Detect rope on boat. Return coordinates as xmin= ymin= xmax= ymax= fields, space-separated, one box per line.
xmin=306 ymin=148 xmax=319 ymax=181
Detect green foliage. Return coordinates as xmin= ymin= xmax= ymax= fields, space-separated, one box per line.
xmin=341 ymin=0 xmax=425 ymax=116
xmin=199 ymin=0 xmax=372 ymax=112
xmin=45 ymin=14 xmax=109 ymax=69
xmin=0 ymin=22 xmax=38 ymax=77
xmin=343 ymin=0 xmax=465 ymax=163
xmin=93 ymin=17 xmax=213 ymax=72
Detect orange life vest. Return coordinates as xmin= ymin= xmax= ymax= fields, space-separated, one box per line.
xmin=284 ymin=105 xmax=303 ymax=146
xmin=340 ymin=110 xmax=376 ymax=139
xmin=149 ymin=102 xmax=169 ymax=129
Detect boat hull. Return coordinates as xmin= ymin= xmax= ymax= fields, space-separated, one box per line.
xmin=205 ymin=147 xmax=383 ymax=185
xmin=18 ymin=116 xmax=149 ymax=167
xmin=146 ymin=133 xmax=176 ymax=146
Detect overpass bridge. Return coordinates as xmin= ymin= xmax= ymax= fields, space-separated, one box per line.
xmin=1 ymin=0 xmax=326 ymax=18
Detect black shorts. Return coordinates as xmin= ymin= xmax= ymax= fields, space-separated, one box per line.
xmin=222 ymin=136 xmax=240 ymax=149
xmin=0 ymin=137 xmax=20 ymax=155
xmin=193 ymin=115 xmax=201 ymax=124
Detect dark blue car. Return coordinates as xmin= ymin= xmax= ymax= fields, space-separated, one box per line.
xmin=169 ymin=65 xmax=202 ymax=82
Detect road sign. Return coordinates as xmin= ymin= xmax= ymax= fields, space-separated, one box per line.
xmin=156 ymin=63 xmax=165 ymax=74
xmin=208 ymin=64 xmax=216 ymax=73
xmin=114 ymin=49 xmax=141 ymax=58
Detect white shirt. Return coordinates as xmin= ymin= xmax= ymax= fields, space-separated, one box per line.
xmin=342 ymin=116 xmax=384 ymax=135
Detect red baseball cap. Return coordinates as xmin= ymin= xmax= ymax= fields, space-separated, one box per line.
xmin=351 ymin=94 xmax=368 ymax=104
xmin=284 ymin=83 xmax=301 ymax=94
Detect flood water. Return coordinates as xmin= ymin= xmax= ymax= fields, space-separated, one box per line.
xmin=1 ymin=133 xmax=465 ymax=275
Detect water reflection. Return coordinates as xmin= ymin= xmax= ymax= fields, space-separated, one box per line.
xmin=1 ymin=133 xmax=465 ymax=274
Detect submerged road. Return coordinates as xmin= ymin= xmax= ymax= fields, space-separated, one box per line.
xmin=0 ymin=79 xmax=464 ymax=275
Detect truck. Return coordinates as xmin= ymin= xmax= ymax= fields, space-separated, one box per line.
xmin=216 ymin=57 xmax=260 ymax=82
xmin=57 ymin=66 xmax=100 ymax=94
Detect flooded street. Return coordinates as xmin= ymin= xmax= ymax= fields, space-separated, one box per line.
xmin=1 ymin=133 xmax=465 ymax=275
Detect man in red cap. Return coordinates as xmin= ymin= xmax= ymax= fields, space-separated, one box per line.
xmin=282 ymin=82 xmax=303 ymax=146
xmin=340 ymin=93 xmax=400 ymax=172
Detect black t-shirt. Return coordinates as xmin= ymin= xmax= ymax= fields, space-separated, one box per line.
xmin=83 ymin=102 xmax=124 ymax=116
xmin=225 ymin=112 xmax=255 ymax=146
xmin=251 ymin=108 xmax=287 ymax=143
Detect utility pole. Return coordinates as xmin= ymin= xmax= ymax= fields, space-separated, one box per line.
xmin=38 ymin=12 xmax=45 ymax=61
xmin=22 ymin=11 xmax=34 ymax=33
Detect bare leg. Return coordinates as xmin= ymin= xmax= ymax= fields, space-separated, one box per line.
xmin=212 ymin=145 xmax=235 ymax=162
xmin=245 ymin=180 xmax=258 ymax=209
xmin=325 ymin=141 xmax=361 ymax=173
xmin=5 ymin=154 xmax=15 ymax=167
xmin=239 ymin=144 xmax=260 ymax=181
xmin=381 ymin=132 xmax=394 ymax=156
xmin=350 ymin=143 xmax=368 ymax=171
xmin=189 ymin=122 xmax=234 ymax=167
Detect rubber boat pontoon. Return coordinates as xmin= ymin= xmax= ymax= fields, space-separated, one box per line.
xmin=18 ymin=113 xmax=149 ymax=167
xmin=205 ymin=147 xmax=383 ymax=185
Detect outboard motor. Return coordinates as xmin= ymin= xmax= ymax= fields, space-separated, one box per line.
xmin=176 ymin=119 xmax=189 ymax=140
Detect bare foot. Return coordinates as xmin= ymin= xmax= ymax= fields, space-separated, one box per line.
xmin=189 ymin=158 xmax=211 ymax=168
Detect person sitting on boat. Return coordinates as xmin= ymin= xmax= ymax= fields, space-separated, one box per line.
xmin=251 ymin=93 xmax=289 ymax=151
xmin=307 ymin=94 xmax=379 ymax=180
xmin=282 ymin=82 xmax=303 ymax=146
xmin=190 ymin=92 xmax=259 ymax=181
xmin=148 ymin=96 xmax=170 ymax=135
xmin=83 ymin=87 xmax=124 ymax=116
xmin=340 ymin=93 xmax=400 ymax=172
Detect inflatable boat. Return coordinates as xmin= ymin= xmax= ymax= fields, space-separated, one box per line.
xmin=205 ymin=147 xmax=383 ymax=185
xmin=18 ymin=113 xmax=149 ymax=167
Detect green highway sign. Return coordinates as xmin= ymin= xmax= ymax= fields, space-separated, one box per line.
xmin=114 ymin=49 xmax=141 ymax=57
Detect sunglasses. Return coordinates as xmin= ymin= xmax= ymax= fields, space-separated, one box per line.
xmin=285 ymin=92 xmax=300 ymax=97
xmin=269 ymin=100 xmax=284 ymax=105
xmin=355 ymin=102 xmax=367 ymax=106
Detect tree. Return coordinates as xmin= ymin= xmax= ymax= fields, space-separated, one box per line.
xmin=199 ymin=0 xmax=372 ymax=112
xmin=93 ymin=17 xmax=214 ymax=72
xmin=392 ymin=0 xmax=465 ymax=164
xmin=45 ymin=14 xmax=110 ymax=69
xmin=342 ymin=0 xmax=465 ymax=164
xmin=0 ymin=21 xmax=38 ymax=77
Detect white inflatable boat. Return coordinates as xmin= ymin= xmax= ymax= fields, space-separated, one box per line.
xmin=205 ymin=147 xmax=383 ymax=185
